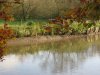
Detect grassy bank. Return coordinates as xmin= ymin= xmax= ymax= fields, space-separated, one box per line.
xmin=0 ymin=19 xmax=100 ymax=38
xmin=0 ymin=19 xmax=100 ymax=46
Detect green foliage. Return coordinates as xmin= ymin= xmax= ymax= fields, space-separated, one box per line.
xmin=27 ymin=21 xmax=33 ymax=26
xmin=69 ymin=21 xmax=86 ymax=34
xmin=0 ymin=19 xmax=100 ymax=37
xmin=95 ymin=20 xmax=100 ymax=27
xmin=85 ymin=20 xmax=94 ymax=28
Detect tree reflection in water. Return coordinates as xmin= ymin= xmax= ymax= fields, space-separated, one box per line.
xmin=0 ymin=47 xmax=5 ymax=62
xmin=1 ymin=35 xmax=100 ymax=74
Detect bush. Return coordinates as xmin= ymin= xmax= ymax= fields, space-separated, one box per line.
xmin=0 ymin=28 xmax=14 ymax=46
xmin=69 ymin=21 xmax=86 ymax=34
xmin=27 ymin=21 xmax=33 ymax=26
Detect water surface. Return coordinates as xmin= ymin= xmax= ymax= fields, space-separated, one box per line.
xmin=0 ymin=35 xmax=100 ymax=75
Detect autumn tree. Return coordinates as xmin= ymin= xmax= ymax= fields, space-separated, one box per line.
xmin=0 ymin=0 xmax=21 ymax=26
xmin=65 ymin=0 xmax=100 ymax=21
xmin=48 ymin=0 xmax=100 ymax=35
xmin=0 ymin=0 xmax=21 ymax=45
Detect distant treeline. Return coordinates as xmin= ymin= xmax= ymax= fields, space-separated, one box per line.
xmin=13 ymin=0 xmax=80 ymax=20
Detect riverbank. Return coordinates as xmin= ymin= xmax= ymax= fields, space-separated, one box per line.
xmin=7 ymin=33 xmax=100 ymax=47
xmin=6 ymin=35 xmax=84 ymax=46
xmin=1 ymin=19 xmax=100 ymax=47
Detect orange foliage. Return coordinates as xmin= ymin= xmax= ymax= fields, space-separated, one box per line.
xmin=0 ymin=29 xmax=13 ymax=39
xmin=5 ymin=16 xmax=15 ymax=21
xmin=0 ymin=26 xmax=14 ymax=45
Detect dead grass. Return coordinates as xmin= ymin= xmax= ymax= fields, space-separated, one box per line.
xmin=7 ymin=35 xmax=87 ymax=47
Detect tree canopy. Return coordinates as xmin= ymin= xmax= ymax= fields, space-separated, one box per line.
xmin=0 ymin=0 xmax=100 ymax=21
xmin=0 ymin=0 xmax=21 ymax=23
xmin=65 ymin=0 xmax=100 ymax=21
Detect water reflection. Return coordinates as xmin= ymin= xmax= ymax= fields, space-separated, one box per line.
xmin=0 ymin=47 xmax=5 ymax=62
xmin=0 ymin=35 xmax=100 ymax=75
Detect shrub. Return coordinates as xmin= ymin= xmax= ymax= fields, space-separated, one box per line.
xmin=69 ymin=21 xmax=87 ymax=34
xmin=0 ymin=28 xmax=14 ymax=46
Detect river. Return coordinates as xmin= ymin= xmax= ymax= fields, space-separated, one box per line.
xmin=0 ymin=35 xmax=100 ymax=75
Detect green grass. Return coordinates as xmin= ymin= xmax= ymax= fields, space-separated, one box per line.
xmin=0 ymin=19 xmax=48 ymax=25
xmin=0 ymin=19 xmax=51 ymax=37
